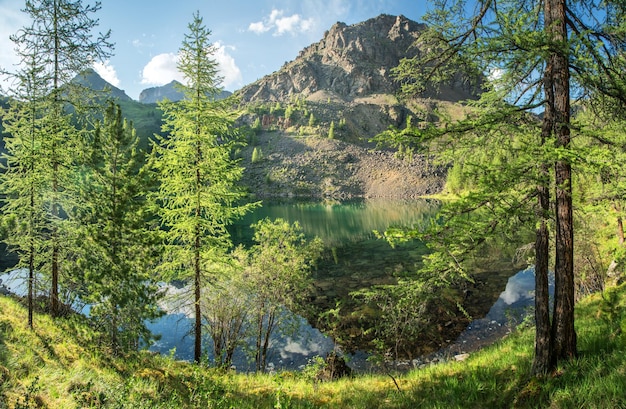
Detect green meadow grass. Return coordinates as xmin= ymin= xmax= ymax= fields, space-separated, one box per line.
xmin=1 ymin=284 xmax=625 ymax=408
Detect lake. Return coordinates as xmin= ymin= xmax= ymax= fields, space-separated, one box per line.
xmin=0 ymin=198 xmax=536 ymax=371
xmin=151 ymin=198 xmax=441 ymax=369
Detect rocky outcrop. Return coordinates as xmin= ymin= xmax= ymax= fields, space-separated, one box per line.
xmin=237 ymin=14 xmax=481 ymax=103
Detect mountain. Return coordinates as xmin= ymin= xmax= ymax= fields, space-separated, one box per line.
xmin=139 ymin=81 xmax=185 ymax=103
xmin=238 ymin=14 xmax=481 ymax=103
xmin=236 ymin=14 xmax=483 ymax=198
xmin=71 ymin=68 xmax=132 ymax=101
xmin=139 ymin=80 xmax=233 ymax=103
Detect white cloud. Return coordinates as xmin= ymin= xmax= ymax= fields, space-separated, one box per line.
xmin=140 ymin=46 xmax=242 ymax=91
xmin=248 ymin=21 xmax=270 ymax=34
xmin=141 ymin=53 xmax=183 ymax=86
xmin=93 ymin=60 xmax=120 ymax=87
xmin=248 ymin=9 xmax=316 ymax=36
xmin=489 ymin=67 xmax=505 ymax=82
xmin=214 ymin=42 xmax=242 ymax=90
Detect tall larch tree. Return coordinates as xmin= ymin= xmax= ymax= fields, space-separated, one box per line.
xmin=6 ymin=0 xmax=113 ymax=317
xmin=387 ymin=0 xmax=626 ymax=375
xmin=151 ymin=12 xmax=254 ymax=363
xmin=0 ymin=42 xmax=48 ymax=329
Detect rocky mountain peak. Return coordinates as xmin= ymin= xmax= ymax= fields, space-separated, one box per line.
xmin=298 ymin=14 xmax=422 ymax=64
xmin=138 ymin=80 xmax=233 ymax=104
xmin=72 ymin=68 xmax=132 ymax=101
xmin=138 ymin=80 xmax=185 ymax=104
xmin=237 ymin=14 xmax=479 ymax=103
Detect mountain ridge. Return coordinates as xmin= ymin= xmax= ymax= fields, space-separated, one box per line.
xmin=138 ymin=80 xmax=233 ymax=104
xmin=236 ymin=14 xmax=481 ymax=104
xmin=71 ymin=68 xmax=133 ymax=101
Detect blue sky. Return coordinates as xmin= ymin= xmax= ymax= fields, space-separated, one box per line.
xmin=0 ymin=0 xmax=430 ymax=100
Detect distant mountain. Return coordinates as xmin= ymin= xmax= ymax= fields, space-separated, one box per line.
xmin=71 ymin=68 xmax=132 ymax=101
xmin=139 ymin=81 xmax=185 ymax=104
xmin=237 ymin=14 xmax=482 ymax=103
xmin=138 ymin=80 xmax=233 ymax=104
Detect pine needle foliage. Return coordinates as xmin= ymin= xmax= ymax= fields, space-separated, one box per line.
xmin=71 ymin=101 xmax=162 ymax=353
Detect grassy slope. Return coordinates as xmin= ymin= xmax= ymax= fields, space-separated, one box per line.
xmin=1 ymin=284 xmax=625 ymax=408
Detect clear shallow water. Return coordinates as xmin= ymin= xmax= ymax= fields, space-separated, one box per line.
xmin=443 ymin=267 xmax=555 ymax=356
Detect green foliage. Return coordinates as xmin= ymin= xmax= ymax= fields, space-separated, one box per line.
xmin=308 ymin=112 xmax=316 ymax=127
xmin=3 ymin=0 xmax=114 ymax=317
xmin=353 ymin=279 xmax=440 ymax=361
xmin=270 ymin=102 xmax=282 ymax=115
xmin=252 ymin=117 xmax=261 ymax=133
xmin=117 ymin=100 xmax=163 ymax=151
xmin=598 ymin=287 xmax=626 ymax=344
xmin=3 ymin=284 xmax=626 ymax=408
xmin=251 ymin=146 xmax=263 ymax=163
xmin=150 ymin=12 xmax=255 ymax=362
xmin=72 ymin=101 xmax=162 ymax=353
xmin=0 ymin=93 xmax=48 ymax=327
xmin=378 ymin=0 xmax=626 ymax=375
xmin=284 ymin=104 xmax=294 ymax=120
xmin=201 ymin=262 xmax=250 ymax=368
xmin=328 ymin=120 xmax=335 ymax=139
xmin=234 ymin=218 xmax=323 ymax=371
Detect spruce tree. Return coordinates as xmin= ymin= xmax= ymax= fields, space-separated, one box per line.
xmin=72 ymin=101 xmax=161 ymax=353
xmin=151 ymin=12 xmax=254 ymax=363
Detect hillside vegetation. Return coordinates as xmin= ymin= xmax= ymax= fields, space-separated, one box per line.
xmin=1 ymin=283 xmax=625 ymax=408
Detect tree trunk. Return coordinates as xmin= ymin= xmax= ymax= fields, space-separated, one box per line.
xmin=255 ymin=310 xmax=264 ymax=372
xmin=533 ymin=216 xmax=552 ymax=375
xmin=194 ymin=226 xmax=202 ymax=363
xmin=51 ymin=224 xmax=59 ymax=316
xmin=50 ymin=0 xmax=60 ymax=318
xmin=615 ymin=202 xmax=624 ymax=245
xmin=550 ymin=0 xmax=577 ymax=362
xmin=28 ymin=243 xmax=35 ymax=329
xmin=533 ymin=0 xmax=557 ymax=376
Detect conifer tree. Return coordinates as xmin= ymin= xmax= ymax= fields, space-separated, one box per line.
xmin=72 ymin=101 xmax=161 ymax=353
xmin=151 ymin=12 xmax=253 ymax=363
xmin=6 ymin=0 xmax=113 ymax=317
xmin=0 ymin=47 xmax=48 ymax=328
xmin=385 ymin=0 xmax=626 ymax=375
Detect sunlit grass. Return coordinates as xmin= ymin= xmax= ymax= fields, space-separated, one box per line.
xmin=1 ymin=284 xmax=626 ymax=408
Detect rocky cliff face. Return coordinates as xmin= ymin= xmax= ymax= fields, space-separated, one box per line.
xmin=238 ymin=14 xmax=479 ymax=103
